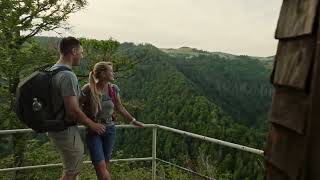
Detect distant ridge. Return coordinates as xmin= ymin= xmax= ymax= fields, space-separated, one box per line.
xmin=161 ymin=47 xmax=274 ymax=61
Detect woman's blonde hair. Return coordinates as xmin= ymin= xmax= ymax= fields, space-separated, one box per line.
xmin=89 ymin=61 xmax=113 ymax=115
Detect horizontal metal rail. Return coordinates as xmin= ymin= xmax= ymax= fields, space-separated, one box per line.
xmin=0 ymin=157 xmax=153 ymax=172
xmin=155 ymin=124 xmax=264 ymax=155
xmin=157 ymin=158 xmax=215 ymax=180
xmin=0 ymin=123 xmax=264 ymax=177
xmin=0 ymin=124 xmax=263 ymax=155
xmin=0 ymin=124 xmax=156 ymax=135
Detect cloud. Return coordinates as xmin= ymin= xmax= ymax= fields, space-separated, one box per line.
xmin=42 ymin=0 xmax=282 ymax=56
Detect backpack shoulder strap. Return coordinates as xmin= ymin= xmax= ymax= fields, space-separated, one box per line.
xmin=81 ymin=83 xmax=91 ymax=95
xmin=108 ymin=83 xmax=117 ymax=104
xmin=48 ymin=66 xmax=72 ymax=125
xmin=80 ymin=84 xmax=91 ymax=106
xmin=108 ymin=83 xmax=118 ymax=121
xmin=80 ymin=84 xmax=95 ymax=119
xmin=45 ymin=66 xmax=72 ymax=76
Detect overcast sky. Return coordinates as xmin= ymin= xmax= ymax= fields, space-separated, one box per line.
xmin=42 ymin=0 xmax=282 ymax=57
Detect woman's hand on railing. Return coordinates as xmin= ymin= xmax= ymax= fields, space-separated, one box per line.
xmin=131 ymin=118 xmax=144 ymax=127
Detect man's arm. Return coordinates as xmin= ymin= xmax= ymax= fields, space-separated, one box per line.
xmin=64 ymin=96 xmax=105 ymax=134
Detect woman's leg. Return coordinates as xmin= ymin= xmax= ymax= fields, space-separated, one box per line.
xmin=86 ymin=131 xmax=110 ymax=180
xmin=105 ymin=160 xmax=111 ymax=174
xmin=93 ymin=160 xmax=111 ymax=180
xmin=102 ymin=125 xmax=116 ymax=178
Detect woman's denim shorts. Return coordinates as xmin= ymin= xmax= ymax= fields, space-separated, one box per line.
xmin=86 ymin=124 xmax=116 ymax=163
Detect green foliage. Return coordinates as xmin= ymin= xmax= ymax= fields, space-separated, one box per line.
xmin=0 ymin=0 xmax=88 ymax=99
xmin=80 ymin=38 xmax=120 ymax=62
xmin=0 ymin=1 xmax=87 ymax=179
xmin=113 ymin=43 xmax=269 ymax=179
xmin=0 ymin=0 xmax=87 ymax=47
xmin=0 ymin=40 xmax=270 ymax=179
xmin=173 ymin=54 xmax=273 ymax=126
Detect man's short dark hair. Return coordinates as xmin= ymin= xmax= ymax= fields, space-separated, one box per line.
xmin=59 ymin=36 xmax=81 ymax=55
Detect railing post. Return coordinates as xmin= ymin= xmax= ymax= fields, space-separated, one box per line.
xmin=152 ymin=126 xmax=157 ymax=180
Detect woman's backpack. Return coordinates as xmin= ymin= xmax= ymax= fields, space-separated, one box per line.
xmin=80 ymin=83 xmax=118 ymax=121
xmin=108 ymin=83 xmax=118 ymax=121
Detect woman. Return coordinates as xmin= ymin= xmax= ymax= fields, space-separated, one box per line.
xmin=80 ymin=61 xmax=144 ymax=180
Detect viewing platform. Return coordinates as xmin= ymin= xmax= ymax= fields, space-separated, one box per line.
xmin=0 ymin=124 xmax=264 ymax=180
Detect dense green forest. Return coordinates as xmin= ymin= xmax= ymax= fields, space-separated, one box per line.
xmin=0 ymin=35 xmax=273 ymax=179
xmin=114 ymin=43 xmax=271 ymax=179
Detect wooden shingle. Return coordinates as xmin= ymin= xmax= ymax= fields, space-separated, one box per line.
xmin=269 ymin=88 xmax=309 ymax=134
xmin=273 ymin=36 xmax=316 ymax=89
xmin=275 ymin=0 xmax=319 ymax=39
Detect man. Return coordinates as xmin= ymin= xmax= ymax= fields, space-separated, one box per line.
xmin=48 ymin=37 xmax=106 ymax=180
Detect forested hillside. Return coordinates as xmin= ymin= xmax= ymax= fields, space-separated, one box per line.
xmin=0 ymin=37 xmax=273 ymax=179
xmin=116 ymin=44 xmax=273 ymax=127
xmin=169 ymin=49 xmax=273 ymax=127
xmin=113 ymin=43 xmax=271 ymax=179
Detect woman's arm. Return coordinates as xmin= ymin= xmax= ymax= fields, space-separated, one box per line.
xmin=115 ymin=93 xmax=144 ymax=127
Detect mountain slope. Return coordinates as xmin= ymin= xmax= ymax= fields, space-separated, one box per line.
xmin=171 ymin=53 xmax=273 ymax=126
xmin=114 ymin=43 xmax=267 ymax=179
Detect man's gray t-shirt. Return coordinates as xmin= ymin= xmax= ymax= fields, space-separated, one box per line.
xmin=49 ymin=64 xmax=80 ymax=124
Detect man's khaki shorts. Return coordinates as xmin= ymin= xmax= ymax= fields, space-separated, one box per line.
xmin=48 ymin=126 xmax=84 ymax=175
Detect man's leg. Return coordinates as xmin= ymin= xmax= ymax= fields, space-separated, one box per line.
xmin=49 ymin=126 xmax=84 ymax=180
xmin=61 ymin=173 xmax=79 ymax=180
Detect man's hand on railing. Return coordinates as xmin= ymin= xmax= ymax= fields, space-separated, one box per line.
xmin=89 ymin=122 xmax=106 ymax=134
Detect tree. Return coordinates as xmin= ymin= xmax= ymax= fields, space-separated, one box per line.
xmin=0 ymin=0 xmax=87 ymax=100
xmin=0 ymin=1 xmax=87 ymax=178
xmin=79 ymin=38 xmax=146 ymax=81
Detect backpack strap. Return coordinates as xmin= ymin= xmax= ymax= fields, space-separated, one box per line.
xmin=108 ymin=83 xmax=117 ymax=121
xmin=80 ymin=84 xmax=96 ymax=120
xmin=48 ymin=66 xmax=73 ymax=125
xmin=46 ymin=66 xmax=72 ymax=75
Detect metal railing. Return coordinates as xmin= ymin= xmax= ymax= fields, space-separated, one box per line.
xmin=0 ymin=124 xmax=264 ymax=179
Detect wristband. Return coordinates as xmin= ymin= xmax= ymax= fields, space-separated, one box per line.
xmin=130 ymin=118 xmax=137 ymax=124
